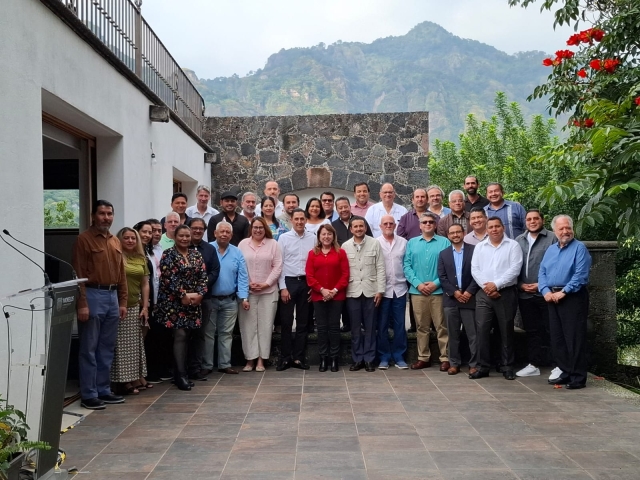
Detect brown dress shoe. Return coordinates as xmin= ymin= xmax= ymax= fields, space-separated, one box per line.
xmin=468 ymin=367 xmax=479 ymax=375
xmin=439 ymin=361 xmax=451 ymax=372
xmin=410 ymin=360 xmax=431 ymax=370
xmin=447 ymin=366 xmax=460 ymax=375
xmin=217 ymin=367 xmax=239 ymax=374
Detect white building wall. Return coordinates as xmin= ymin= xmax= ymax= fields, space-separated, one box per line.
xmin=0 ymin=0 xmax=209 ymax=429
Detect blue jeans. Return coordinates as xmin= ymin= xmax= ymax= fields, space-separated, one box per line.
xmin=377 ymin=293 xmax=408 ymax=364
xmin=77 ymin=289 xmax=120 ymax=400
xmin=202 ymin=296 xmax=238 ymax=370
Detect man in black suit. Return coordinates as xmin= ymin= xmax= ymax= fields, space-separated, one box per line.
xmin=332 ymin=196 xmax=372 ymax=246
xmin=437 ymin=223 xmax=479 ymax=375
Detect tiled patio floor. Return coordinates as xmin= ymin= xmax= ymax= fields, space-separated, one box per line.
xmin=59 ymin=367 xmax=640 ymax=479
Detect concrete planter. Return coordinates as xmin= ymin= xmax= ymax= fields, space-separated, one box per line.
xmin=2 ymin=452 xmax=25 ymax=480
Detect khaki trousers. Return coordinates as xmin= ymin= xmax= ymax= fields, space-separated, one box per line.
xmin=411 ymin=294 xmax=448 ymax=362
xmin=238 ymin=290 xmax=279 ymax=360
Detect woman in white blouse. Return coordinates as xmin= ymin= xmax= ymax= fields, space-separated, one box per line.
xmin=304 ymin=197 xmax=330 ymax=235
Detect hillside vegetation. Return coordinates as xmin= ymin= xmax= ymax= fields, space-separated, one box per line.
xmin=189 ymin=21 xmax=552 ymax=143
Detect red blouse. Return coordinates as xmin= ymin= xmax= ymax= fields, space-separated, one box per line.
xmin=305 ymin=248 xmax=350 ymax=302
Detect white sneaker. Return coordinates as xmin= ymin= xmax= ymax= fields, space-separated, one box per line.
xmin=516 ymin=364 xmax=540 ymax=377
xmin=549 ymin=367 xmax=563 ymax=381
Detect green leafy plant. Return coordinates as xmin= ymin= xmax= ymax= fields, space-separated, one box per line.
xmin=0 ymin=396 xmax=50 ymax=477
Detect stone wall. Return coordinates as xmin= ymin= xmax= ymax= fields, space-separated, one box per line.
xmin=203 ymin=112 xmax=429 ymax=205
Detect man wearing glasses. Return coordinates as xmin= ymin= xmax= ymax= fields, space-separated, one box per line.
xmin=320 ymin=191 xmax=340 ymax=222
xmin=403 ymin=212 xmax=452 ymax=370
xmin=365 ymin=183 xmax=408 ymax=238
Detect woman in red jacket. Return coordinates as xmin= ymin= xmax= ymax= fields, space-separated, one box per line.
xmin=305 ymin=224 xmax=350 ymax=372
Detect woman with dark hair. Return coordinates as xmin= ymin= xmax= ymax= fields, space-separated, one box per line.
xmin=112 ymin=227 xmax=149 ymax=394
xmin=304 ymin=197 xmax=330 ymax=235
xmin=155 ymin=225 xmax=208 ymax=390
xmin=305 ymin=224 xmax=349 ymax=372
xmin=259 ymin=196 xmax=288 ymax=240
xmin=133 ymin=220 xmax=160 ymax=387
xmin=237 ymin=216 xmax=283 ymax=371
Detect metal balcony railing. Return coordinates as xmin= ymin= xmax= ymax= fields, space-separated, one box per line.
xmin=56 ymin=0 xmax=205 ymax=137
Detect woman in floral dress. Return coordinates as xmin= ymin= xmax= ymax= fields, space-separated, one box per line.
xmin=155 ymin=225 xmax=208 ymax=391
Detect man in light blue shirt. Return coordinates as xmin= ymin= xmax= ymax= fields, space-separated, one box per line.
xmin=539 ymin=215 xmax=592 ymax=389
xmin=403 ymin=212 xmax=451 ymax=370
xmin=484 ymin=182 xmax=526 ymax=239
xmin=203 ymin=221 xmax=249 ymax=375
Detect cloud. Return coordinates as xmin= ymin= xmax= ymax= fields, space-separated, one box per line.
xmin=142 ymin=0 xmax=573 ymax=79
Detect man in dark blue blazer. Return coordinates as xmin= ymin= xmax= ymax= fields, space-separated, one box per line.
xmin=437 ymin=223 xmax=479 ymax=376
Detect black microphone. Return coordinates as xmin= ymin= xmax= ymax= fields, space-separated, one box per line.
xmin=2 ymin=229 xmax=78 ymax=279
xmin=0 ymin=232 xmax=51 ymax=288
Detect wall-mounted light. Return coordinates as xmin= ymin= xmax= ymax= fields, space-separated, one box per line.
xmin=150 ymin=142 xmax=157 ymax=165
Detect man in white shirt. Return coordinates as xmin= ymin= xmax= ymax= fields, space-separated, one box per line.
xmin=471 ymin=217 xmax=523 ymax=380
xmin=464 ymin=207 xmax=489 ymax=245
xmin=376 ymin=215 xmax=409 ymax=369
xmin=276 ymin=208 xmax=315 ymax=371
xmin=239 ymin=192 xmax=257 ymax=221
xmin=185 ymin=185 xmax=219 ymax=241
xmin=365 ymin=183 xmax=408 ymax=238
xmin=343 ymin=216 xmax=386 ymax=372
xmin=426 ymin=185 xmax=452 ymax=218
xmin=254 ymin=180 xmax=284 ymax=217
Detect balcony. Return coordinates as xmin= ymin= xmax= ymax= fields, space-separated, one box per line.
xmin=41 ymin=0 xmax=205 ymax=140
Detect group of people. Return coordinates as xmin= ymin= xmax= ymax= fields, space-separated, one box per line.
xmin=73 ymin=177 xmax=592 ymax=410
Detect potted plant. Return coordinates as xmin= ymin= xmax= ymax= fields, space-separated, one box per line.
xmin=0 ymin=395 xmax=49 ymax=480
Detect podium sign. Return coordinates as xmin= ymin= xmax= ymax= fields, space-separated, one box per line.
xmin=36 ymin=283 xmax=79 ymax=478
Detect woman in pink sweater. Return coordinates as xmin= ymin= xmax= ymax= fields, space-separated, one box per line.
xmin=237 ymin=217 xmax=283 ymax=372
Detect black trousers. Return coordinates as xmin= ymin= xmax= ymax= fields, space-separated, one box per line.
xmin=347 ymin=295 xmax=377 ymax=363
xmin=548 ymin=288 xmax=589 ymax=386
xmin=476 ymin=287 xmax=518 ymax=372
xmin=444 ymin=306 xmax=477 ymax=368
xmin=315 ymin=300 xmax=343 ymax=358
xmin=279 ymin=277 xmax=310 ymax=363
xmin=519 ymin=295 xmax=551 ymax=367
xmin=145 ymin=314 xmax=174 ymax=378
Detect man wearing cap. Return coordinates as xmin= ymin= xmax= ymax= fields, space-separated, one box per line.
xmin=207 ymin=191 xmax=250 ymax=247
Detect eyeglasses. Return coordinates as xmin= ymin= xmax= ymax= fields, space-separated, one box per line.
xmin=190 ymin=227 xmax=205 ymax=232
xmin=421 ymin=221 xmax=436 ymax=225
xmin=321 ymin=199 xmax=333 ymax=203
xmin=252 ymin=226 xmax=265 ymax=230
xmin=381 ymin=222 xmax=395 ymax=226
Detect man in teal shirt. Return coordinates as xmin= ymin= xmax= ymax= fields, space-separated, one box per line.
xmin=403 ymin=212 xmax=452 ymax=370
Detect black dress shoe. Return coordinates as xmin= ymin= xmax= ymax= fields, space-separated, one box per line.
xmin=81 ymin=398 xmax=106 ymax=410
xmin=565 ymin=383 xmax=586 ymax=390
xmin=319 ymin=356 xmax=328 ymax=372
xmin=189 ymin=371 xmax=209 ymax=381
xmin=365 ymin=362 xmax=375 ymax=372
xmin=330 ymin=357 xmax=339 ymax=372
xmin=175 ymin=376 xmax=191 ymax=391
xmin=292 ymin=361 xmax=310 ymax=370
xmin=469 ymin=370 xmax=489 ymax=379
xmin=98 ymin=394 xmax=125 ymax=404
xmin=549 ymin=376 xmax=570 ymax=385
xmin=503 ymin=370 xmax=516 ymax=380
xmin=276 ymin=359 xmax=291 ymax=371
xmin=349 ymin=361 xmax=364 ymax=371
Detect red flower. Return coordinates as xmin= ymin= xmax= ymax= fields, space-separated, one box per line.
xmin=603 ymin=58 xmax=620 ymax=73
xmin=634 ymin=97 xmax=640 ymax=106
xmin=567 ymin=34 xmax=581 ymax=46
xmin=584 ymin=118 xmax=595 ymax=128
xmin=555 ymin=49 xmax=575 ymax=59
xmin=591 ymin=29 xmax=605 ymax=42
xmin=577 ymin=69 xmax=587 ymax=78
xmin=589 ymin=59 xmax=602 ymax=70
xmin=542 ymin=58 xmax=554 ymax=66
xmin=572 ymin=120 xmax=581 ymax=127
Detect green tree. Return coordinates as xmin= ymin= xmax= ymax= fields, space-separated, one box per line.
xmin=508 ymin=0 xmax=640 ymax=238
xmin=430 ymin=92 xmax=566 ymax=208
xmin=44 ymin=200 xmax=76 ymax=228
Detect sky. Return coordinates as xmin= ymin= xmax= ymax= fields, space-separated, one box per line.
xmin=142 ymin=0 xmax=573 ymax=80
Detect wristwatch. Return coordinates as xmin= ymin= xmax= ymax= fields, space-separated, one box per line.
xmin=240 ymin=298 xmax=248 ymax=302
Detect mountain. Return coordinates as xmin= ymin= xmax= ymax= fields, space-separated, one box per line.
xmin=188 ymin=21 xmax=551 ymax=143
